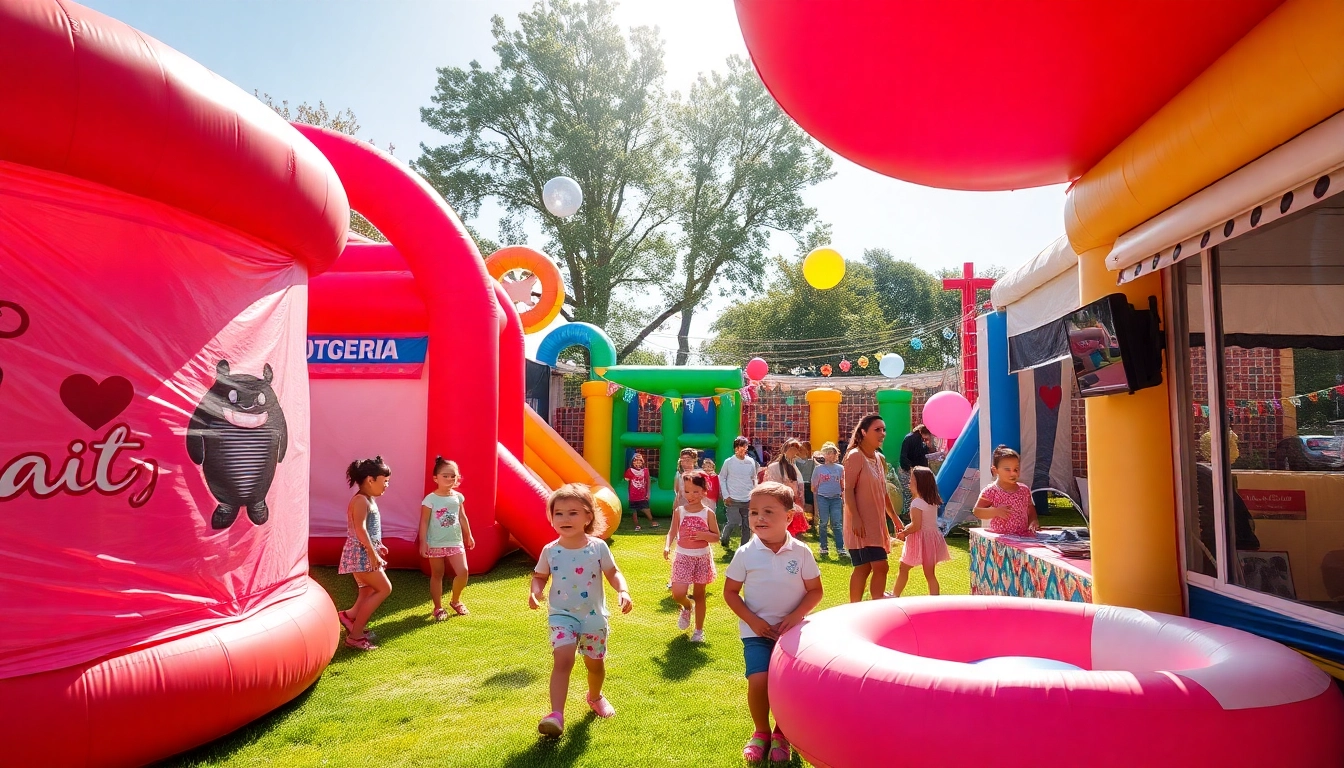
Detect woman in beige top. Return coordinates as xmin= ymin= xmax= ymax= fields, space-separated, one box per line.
xmin=843 ymin=414 xmax=901 ymax=602
xmin=764 ymin=438 xmax=805 ymax=501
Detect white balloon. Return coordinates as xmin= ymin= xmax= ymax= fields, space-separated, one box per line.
xmin=879 ymin=353 xmax=905 ymax=378
xmin=543 ymin=176 xmax=583 ymax=218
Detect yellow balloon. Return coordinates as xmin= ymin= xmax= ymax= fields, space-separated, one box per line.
xmin=803 ymin=247 xmax=845 ymax=290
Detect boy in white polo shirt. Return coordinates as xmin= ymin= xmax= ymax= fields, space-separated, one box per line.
xmin=723 ymin=481 xmax=823 ymax=764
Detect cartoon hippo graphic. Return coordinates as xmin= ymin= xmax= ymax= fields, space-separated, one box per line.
xmin=187 ymin=360 xmax=288 ymax=529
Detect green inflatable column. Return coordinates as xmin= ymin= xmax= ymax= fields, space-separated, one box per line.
xmin=715 ymin=387 xmax=742 ymax=466
xmin=657 ymin=389 xmax=682 ymax=514
xmin=876 ymin=388 xmax=913 ymax=460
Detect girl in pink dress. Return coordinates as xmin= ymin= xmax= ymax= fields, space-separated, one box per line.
xmin=891 ymin=466 xmax=951 ymax=596
xmin=973 ymin=446 xmax=1039 ymax=536
xmin=664 ymin=472 xmax=720 ymax=642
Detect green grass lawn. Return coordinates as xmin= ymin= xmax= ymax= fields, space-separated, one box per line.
xmin=161 ymin=521 xmax=985 ymax=768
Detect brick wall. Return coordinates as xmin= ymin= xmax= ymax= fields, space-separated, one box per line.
xmin=552 ymin=350 xmax=1292 ymax=479
xmin=1190 ymin=346 xmax=1286 ymax=468
xmin=1070 ymin=377 xmax=1088 ymax=477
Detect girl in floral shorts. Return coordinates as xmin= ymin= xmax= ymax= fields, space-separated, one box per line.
xmin=664 ymin=472 xmax=719 ymax=642
xmin=529 ymin=484 xmax=633 ymax=737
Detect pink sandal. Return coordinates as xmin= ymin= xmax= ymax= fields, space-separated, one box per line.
xmin=337 ymin=610 xmax=356 ymax=633
xmin=587 ymin=694 xmax=615 ymax=718
xmin=344 ymin=635 xmax=377 ymax=651
xmin=450 ymin=601 xmax=470 ymax=616
xmin=769 ymin=731 xmax=791 ymax=763
xmin=538 ymin=712 xmax=564 ymax=737
xmin=743 ymin=731 xmax=770 ymax=762
xmin=432 ymin=608 xmax=449 ymax=621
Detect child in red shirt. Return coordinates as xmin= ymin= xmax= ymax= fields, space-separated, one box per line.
xmin=700 ymin=457 xmax=721 ymax=508
xmin=624 ymin=453 xmax=656 ymax=531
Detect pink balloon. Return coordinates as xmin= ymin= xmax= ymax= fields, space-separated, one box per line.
xmin=746 ymin=357 xmax=769 ymax=381
xmin=922 ymin=390 xmax=972 ymax=439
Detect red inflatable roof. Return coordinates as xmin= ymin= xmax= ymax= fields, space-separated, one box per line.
xmin=734 ymin=0 xmax=1284 ymax=191
xmin=0 ymin=0 xmax=348 ymax=272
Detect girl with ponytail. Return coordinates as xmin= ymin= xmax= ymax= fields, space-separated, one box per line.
xmin=336 ymin=456 xmax=392 ymax=650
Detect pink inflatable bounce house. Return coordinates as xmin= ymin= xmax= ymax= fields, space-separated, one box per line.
xmin=0 ymin=2 xmax=343 ymax=765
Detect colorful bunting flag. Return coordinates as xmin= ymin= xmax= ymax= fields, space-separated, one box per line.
xmin=671 ymin=398 xmax=682 ymax=412
xmin=606 ymin=381 xmax=620 ymax=396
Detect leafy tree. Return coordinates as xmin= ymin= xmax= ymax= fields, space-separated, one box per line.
xmin=414 ymin=2 xmax=830 ymax=362
xmin=703 ymin=247 xmax=996 ymax=377
xmin=620 ymin=56 xmax=833 ymax=363
xmin=415 ymin=0 xmax=678 ymax=336
xmin=702 ymin=255 xmax=892 ymax=373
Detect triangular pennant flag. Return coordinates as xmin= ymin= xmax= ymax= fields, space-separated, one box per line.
xmin=653 ymin=395 xmax=665 ymax=409
xmin=594 ymin=367 xmax=608 ymax=376
xmin=1200 ymin=405 xmax=1210 ymax=418
xmin=699 ymin=397 xmax=710 ymax=410
xmin=685 ymin=398 xmax=696 ymax=413
xmin=712 ymin=395 xmax=721 ymax=406
xmin=1309 ymin=392 xmax=1320 ymax=403
xmin=784 ymin=396 xmax=795 ymax=406
xmin=671 ymin=397 xmax=682 ymax=412
xmin=726 ymin=392 xmax=736 ymax=406
xmin=606 ymin=381 xmax=620 ymax=397
xmin=638 ymin=392 xmax=650 ymax=408
xmin=622 ymin=388 xmax=636 ymax=403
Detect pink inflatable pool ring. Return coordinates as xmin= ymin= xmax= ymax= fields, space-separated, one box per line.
xmin=769 ymin=597 xmax=1344 ymax=768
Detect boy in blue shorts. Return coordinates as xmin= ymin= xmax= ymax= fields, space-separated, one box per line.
xmin=723 ymin=481 xmax=823 ymax=764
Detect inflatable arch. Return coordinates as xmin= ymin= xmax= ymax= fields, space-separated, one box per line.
xmin=536 ymin=321 xmax=619 ymax=369
xmin=302 ymin=132 xmax=619 ymax=570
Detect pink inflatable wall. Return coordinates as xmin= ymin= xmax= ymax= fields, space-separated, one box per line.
xmin=0 ymin=1 xmax=347 ymax=764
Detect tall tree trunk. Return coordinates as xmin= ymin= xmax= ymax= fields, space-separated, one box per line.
xmin=675 ymin=307 xmax=695 ymax=366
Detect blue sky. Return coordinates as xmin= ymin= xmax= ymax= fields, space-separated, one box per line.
xmin=81 ymin=0 xmax=1067 ymax=348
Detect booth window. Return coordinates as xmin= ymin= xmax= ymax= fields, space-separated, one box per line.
xmin=1172 ymin=255 xmax=1219 ymax=578
xmin=1188 ymin=192 xmax=1344 ymax=616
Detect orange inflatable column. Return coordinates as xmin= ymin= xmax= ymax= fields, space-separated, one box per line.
xmin=1078 ymin=246 xmax=1183 ymax=614
xmin=582 ymin=380 xmax=614 ymax=483
xmin=805 ymin=388 xmax=842 ymax=449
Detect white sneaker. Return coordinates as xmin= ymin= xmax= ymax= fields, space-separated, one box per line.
xmin=677 ymin=607 xmax=691 ymax=630
xmin=690 ymin=629 xmax=705 ymax=643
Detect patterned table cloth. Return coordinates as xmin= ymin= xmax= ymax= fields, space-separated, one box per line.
xmin=969 ymin=529 xmax=1093 ymax=603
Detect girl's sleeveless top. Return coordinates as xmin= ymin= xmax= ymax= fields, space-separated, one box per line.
xmin=348 ymin=495 xmax=382 ymax=542
xmin=676 ymin=506 xmax=712 ymax=556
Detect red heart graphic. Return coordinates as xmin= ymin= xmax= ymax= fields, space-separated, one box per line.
xmin=60 ymin=374 xmax=135 ymax=430
xmin=1039 ymin=384 xmax=1062 ymax=411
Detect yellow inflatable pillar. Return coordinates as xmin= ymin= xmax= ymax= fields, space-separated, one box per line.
xmin=1078 ymin=246 xmax=1182 ymax=614
xmin=805 ymin=388 xmax=842 ymax=449
xmin=581 ymin=380 xmax=613 ymax=483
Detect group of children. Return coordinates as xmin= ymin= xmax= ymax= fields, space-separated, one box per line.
xmin=335 ymin=455 xmax=475 ymax=650
xmin=330 ymin=430 xmax=1042 ymax=763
